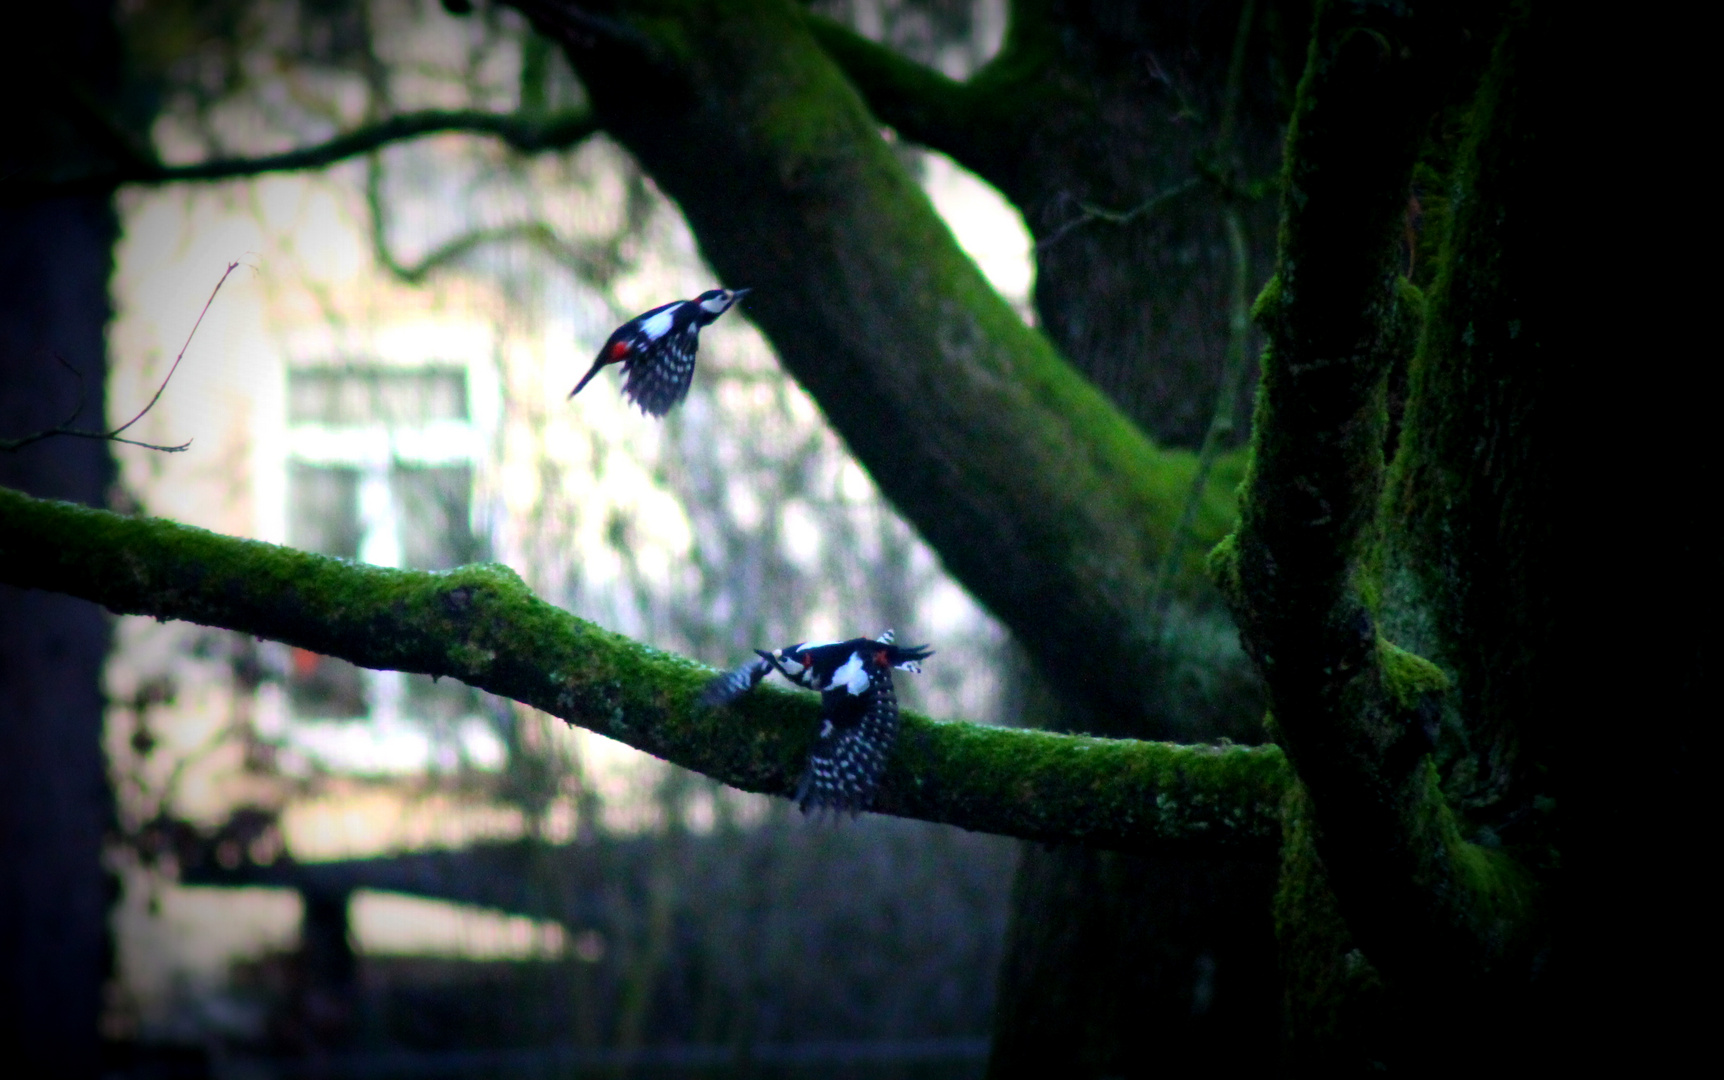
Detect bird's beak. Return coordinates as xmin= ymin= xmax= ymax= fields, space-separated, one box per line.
xmin=730 ymin=288 xmax=751 ymax=305
xmin=754 ymin=648 xmax=774 ymax=662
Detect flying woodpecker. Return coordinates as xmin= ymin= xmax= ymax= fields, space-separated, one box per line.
xmin=702 ymin=630 xmax=933 ymax=815
xmin=569 ymin=288 xmax=750 ymax=416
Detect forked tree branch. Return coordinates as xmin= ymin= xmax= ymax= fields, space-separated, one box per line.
xmin=0 ymin=486 xmax=1287 ymax=856
xmin=804 ymin=15 xmax=986 ymax=164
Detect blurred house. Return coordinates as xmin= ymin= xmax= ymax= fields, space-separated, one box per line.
xmin=100 ymin=63 xmax=1024 ymax=1073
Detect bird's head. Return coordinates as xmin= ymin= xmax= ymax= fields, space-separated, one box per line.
xmin=695 ymin=287 xmax=749 ymax=316
xmin=757 ymin=642 xmax=811 ymax=684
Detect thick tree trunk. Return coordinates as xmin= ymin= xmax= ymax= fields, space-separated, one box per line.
xmin=1211 ymin=1 xmax=1559 ymax=1068
xmin=1 ymin=5 xmax=121 ymax=1071
xmin=816 ymin=0 xmax=1303 ymax=450
xmin=814 ymin=4 xmax=1298 ymax=1068
xmin=0 ymin=201 xmax=117 ymax=1079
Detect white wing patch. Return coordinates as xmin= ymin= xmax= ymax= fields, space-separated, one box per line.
xmin=639 ymin=309 xmax=675 ymax=340
xmin=831 ymin=651 xmax=871 ymax=696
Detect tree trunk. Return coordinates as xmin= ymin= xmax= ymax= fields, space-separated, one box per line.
xmin=0 ymin=200 xmax=117 ymax=1075
xmin=813 ymin=4 xmax=1299 ymax=1067
xmin=1 ymin=6 xmax=121 ymax=1071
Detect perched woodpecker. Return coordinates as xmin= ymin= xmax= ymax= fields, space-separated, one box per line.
xmin=569 ymin=288 xmax=750 ymax=416
xmin=702 ymin=630 xmax=933 ymax=815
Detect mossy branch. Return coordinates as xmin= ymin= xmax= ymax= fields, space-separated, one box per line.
xmin=0 ymin=486 xmax=1285 ymax=855
xmin=1216 ymin=0 xmax=1541 ymax=990
xmin=803 ymin=16 xmax=992 ymax=167
xmin=19 ymin=108 xmax=599 ymax=197
xmin=803 ymin=5 xmax=1068 ymax=202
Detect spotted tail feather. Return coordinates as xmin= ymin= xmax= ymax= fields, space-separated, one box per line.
xmin=796 ymin=662 xmax=900 ymax=816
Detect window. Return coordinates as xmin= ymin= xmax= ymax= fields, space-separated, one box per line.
xmin=283 ymin=365 xmax=486 ymax=733
xmin=392 ymin=463 xmax=478 ymax=571
xmin=289 ymin=365 xmax=469 ymax=426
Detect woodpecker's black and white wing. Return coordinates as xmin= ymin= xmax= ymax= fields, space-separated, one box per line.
xmin=571 ymin=289 xmax=747 ymax=418
xmin=795 ymin=653 xmax=902 ymax=816
xmin=700 ymin=654 xmax=774 ymax=706
xmin=621 ymin=319 xmax=701 ymax=417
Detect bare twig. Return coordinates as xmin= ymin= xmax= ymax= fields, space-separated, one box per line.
xmin=1148 ymin=206 xmax=1253 ymax=640
xmin=1039 ymin=0 xmax=1270 ymax=257
xmin=1 ymin=261 xmax=238 ymax=454
xmin=110 ymin=261 xmax=237 ymax=440
xmin=1035 ymin=177 xmax=1203 ymax=253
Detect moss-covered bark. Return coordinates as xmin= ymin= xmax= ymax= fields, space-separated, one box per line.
xmin=1213 ymin=0 xmax=1550 ymax=1047
xmin=810 ymin=1 xmax=1297 ymax=452
xmin=0 ymin=485 xmax=1286 ymax=854
xmin=507 ymin=0 xmax=1240 ymax=733
xmin=1378 ymin=5 xmax=1553 ymax=834
xmin=800 ymin=10 xmax=1293 ymax=1066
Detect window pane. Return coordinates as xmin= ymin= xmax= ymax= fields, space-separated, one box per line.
xmin=288 ymin=463 xmax=362 ymax=559
xmin=288 ymin=367 xmax=468 ymax=425
xmin=391 ymin=463 xmax=477 ymax=570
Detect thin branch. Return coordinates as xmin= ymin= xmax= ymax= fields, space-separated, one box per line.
xmin=1034 ymin=177 xmax=1204 ymax=253
xmin=19 ymin=109 xmax=600 ymax=198
xmin=1149 ymin=206 xmax=1253 ymax=638
xmin=1148 ymin=0 xmax=1259 ymax=634
xmin=364 ymin=154 xmax=616 ymax=285
xmin=1215 ymin=0 xmax=1261 ymax=165
xmin=110 ymin=261 xmax=237 ymax=439
xmin=0 ymin=486 xmax=1289 ymax=856
xmin=1 ymin=262 xmax=238 ymax=454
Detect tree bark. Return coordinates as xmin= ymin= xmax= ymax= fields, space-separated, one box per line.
xmin=0 ymin=3 xmax=121 ymax=1072
xmin=811 ymin=5 xmax=1295 ymax=1068
xmin=0 ymin=202 xmax=117 ymax=1079
xmin=1213 ymin=0 xmax=1552 ymax=1063
xmin=813 ymin=0 xmax=1303 ymax=451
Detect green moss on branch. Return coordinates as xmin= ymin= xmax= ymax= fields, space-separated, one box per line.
xmin=803 ymin=17 xmax=984 ymax=160
xmin=0 ymin=486 xmax=1285 ymax=854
